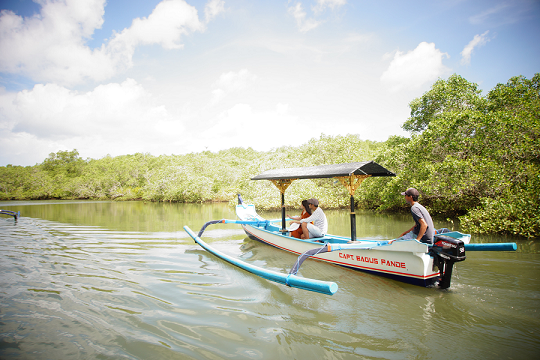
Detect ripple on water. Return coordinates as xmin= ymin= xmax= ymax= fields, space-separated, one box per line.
xmin=1 ymin=211 xmax=540 ymax=359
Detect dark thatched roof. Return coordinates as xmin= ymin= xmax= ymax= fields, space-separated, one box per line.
xmin=251 ymin=161 xmax=395 ymax=180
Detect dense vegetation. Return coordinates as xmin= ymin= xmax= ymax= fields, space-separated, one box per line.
xmin=367 ymin=73 xmax=540 ymax=238
xmin=1 ymin=74 xmax=538 ymax=237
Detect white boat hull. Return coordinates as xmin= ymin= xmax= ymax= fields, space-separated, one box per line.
xmin=236 ymin=204 xmax=470 ymax=287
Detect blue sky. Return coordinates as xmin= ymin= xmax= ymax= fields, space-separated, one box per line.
xmin=0 ymin=0 xmax=538 ymax=166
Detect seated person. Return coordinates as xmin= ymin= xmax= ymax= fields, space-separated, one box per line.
xmin=398 ymin=188 xmax=434 ymax=244
xmin=290 ymin=198 xmax=328 ymax=239
xmin=287 ymin=200 xmax=312 ymax=239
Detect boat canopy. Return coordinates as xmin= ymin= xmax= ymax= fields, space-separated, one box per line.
xmin=251 ymin=161 xmax=395 ymax=181
xmin=251 ymin=161 xmax=396 ymax=241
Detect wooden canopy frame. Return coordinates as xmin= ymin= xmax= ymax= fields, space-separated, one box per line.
xmin=252 ymin=162 xmax=395 ymax=241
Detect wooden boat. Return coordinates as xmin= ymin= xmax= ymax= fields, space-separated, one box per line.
xmin=186 ymin=161 xmax=517 ymax=294
xmin=236 ymin=202 xmax=450 ymax=288
xmin=0 ymin=210 xmax=20 ymax=219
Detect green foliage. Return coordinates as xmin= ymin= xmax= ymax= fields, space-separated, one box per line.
xmin=366 ymin=73 xmax=540 ymax=237
xmin=460 ymin=181 xmax=540 ymax=238
xmin=403 ymin=74 xmax=485 ymax=133
xmin=41 ymin=149 xmax=85 ymax=178
xmin=0 ymin=74 xmax=538 ymax=237
xmin=234 ymin=134 xmax=383 ymax=209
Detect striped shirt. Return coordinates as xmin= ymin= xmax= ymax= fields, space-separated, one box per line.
xmin=300 ymin=207 xmax=328 ymax=235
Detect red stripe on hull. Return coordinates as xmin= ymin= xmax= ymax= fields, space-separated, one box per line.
xmin=242 ymin=225 xmax=440 ymax=285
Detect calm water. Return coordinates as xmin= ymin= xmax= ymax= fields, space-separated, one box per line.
xmin=0 ymin=200 xmax=538 ymax=360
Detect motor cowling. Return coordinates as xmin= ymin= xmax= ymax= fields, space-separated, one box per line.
xmin=433 ymin=235 xmax=466 ymax=262
xmin=430 ymin=235 xmax=466 ymax=289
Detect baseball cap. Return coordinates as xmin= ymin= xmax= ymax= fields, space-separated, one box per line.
xmin=307 ymin=198 xmax=319 ymax=206
xmin=401 ymin=188 xmax=420 ymax=196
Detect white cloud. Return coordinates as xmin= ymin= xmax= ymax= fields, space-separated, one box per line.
xmin=313 ymin=0 xmax=347 ymax=12
xmin=0 ymin=79 xmax=185 ymax=164
xmin=0 ymin=0 xmax=110 ymax=85
xmin=211 ymin=69 xmax=257 ymax=104
xmin=288 ymin=0 xmax=346 ymax=32
xmin=288 ymin=3 xmax=321 ymax=33
xmin=380 ymin=42 xmax=450 ymax=92
xmin=110 ymin=0 xmax=203 ymax=51
xmin=7 ymin=79 xmax=168 ymax=137
xmin=200 ymin=103 xmax=306 ymax=151
xmin=460 ymin=31 xmax=490 ymax=65
xmin=0 ymin=0 xmax=206 ymax=86
xmin=205 ymin=0 xmax=225 ymax=23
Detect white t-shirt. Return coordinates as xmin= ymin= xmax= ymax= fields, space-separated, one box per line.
xmin=300 ymin=207 xmax=328 ymax=235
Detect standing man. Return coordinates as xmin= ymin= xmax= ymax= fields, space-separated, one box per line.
xmin=291 ymin=198 xmax=328 ymax=239
xmin=398 ymin=188 xmax=435 ymax=244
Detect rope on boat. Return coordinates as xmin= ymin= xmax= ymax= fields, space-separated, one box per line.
xmin=289 ymin=243 xmax=331 ymax=276
xmin=197 ymin=220 xmax=225 ymax=237
xmin=288 ymin=240 xmax=396 ymax=276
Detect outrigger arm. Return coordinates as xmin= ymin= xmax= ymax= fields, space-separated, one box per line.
xmin=184 ymin=224 xmax=338 ymax=295
xmin=0 ymin=209 xmax=20 ymax=220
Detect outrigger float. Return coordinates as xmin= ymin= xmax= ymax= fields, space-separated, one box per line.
xmin=184 ymin=161 xmax=517 ymax=295
xmin=0 ymin=210 xmax=20 ymax=220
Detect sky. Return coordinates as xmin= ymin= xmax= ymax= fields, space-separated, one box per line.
xmin=0 ymin=0 xmax=538 ymax=166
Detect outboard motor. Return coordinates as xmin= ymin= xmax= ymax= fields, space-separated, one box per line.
xmin=430 ymin=235 xmax=466 ymax=289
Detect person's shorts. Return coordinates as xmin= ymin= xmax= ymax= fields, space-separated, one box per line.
xmin=399 ymin=230 xmax=432 ymax=244
xmin=399 ymin=230 xmax=416 ymax=240
xmin=306 ymin=223 xmax=323 ymax=238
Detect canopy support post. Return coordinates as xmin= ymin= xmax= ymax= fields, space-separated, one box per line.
xmin=281 ymin=193 xmax=286 ymax=231
xmin=335 ymin=175 xmax=371 ymax=242
xmin=350 ymin=195 xmax=356 ymax=242
xmin=270 ymin=179 xmax=297 ymax=231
